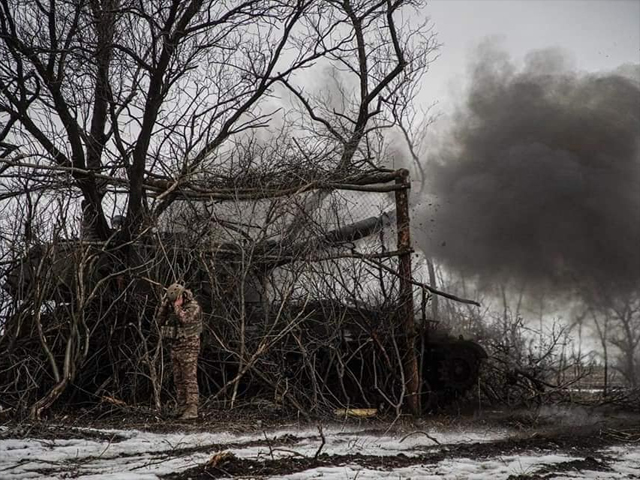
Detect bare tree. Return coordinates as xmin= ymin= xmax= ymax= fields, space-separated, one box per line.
xmin=587 ymin=286 xmax=640 ymax=390
xmin=1 ymin=0 xmax=437 ymax=234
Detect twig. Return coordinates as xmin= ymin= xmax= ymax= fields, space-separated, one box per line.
xmin=314 ymin=424 xmax=326 ymax=459
xmin=270 ymin=448 xmax=306 ymax=458
xmin=399 ymin=431 xmax=441 ymax=445
xmin=263 ymin=430 xmax=275 ymax=461
xmin=347 ymin=254 xmax=481 ymax=306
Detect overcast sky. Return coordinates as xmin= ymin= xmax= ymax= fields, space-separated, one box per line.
xmin=422 ymin=0 xmax=640 ymax=107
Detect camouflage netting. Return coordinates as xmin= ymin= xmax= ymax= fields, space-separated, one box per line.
xmin=0 ymin=170 xmax=436 ymax=418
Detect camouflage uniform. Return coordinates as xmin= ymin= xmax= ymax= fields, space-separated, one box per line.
xmin=157 ymin=285 xmax=202 ymax=419
xmin=80 ymin=200 xmax=101 ymax=242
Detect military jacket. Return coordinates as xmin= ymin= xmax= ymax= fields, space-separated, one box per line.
xmin=157 ymin=292 xmax=203 ymax=340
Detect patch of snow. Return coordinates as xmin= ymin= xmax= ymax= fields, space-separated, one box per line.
xmin=1 ymin=424 xmax=637 ymax=480
xmin=271 ymin=465 xmax=441 ymax=479
xmin=0 ymin=425 xmax=513 ymax=479
xmin=269 ymin=454 xmax=579 ymax=480
xmin=433 ymin=454 xmax=579 ymax=479
xmin=598 ymin=445 xmax=640 ymax=478
xmin=76 ymin=476 xmax=159 ymax=480
xmin=277 ymin=426 xmax=511 ymax=458
xmin=0 ymin=431 xmax=222 ymax=480
xmin=271 ymin=451 xmax=640 ymax=480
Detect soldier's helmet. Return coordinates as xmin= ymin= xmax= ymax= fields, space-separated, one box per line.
xmin=166 ymin=283 xmax=185 ymax=301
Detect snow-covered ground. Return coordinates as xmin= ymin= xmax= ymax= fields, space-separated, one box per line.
xmin=0 ymin=424 xmax=639 ymax=479
xmin=270 ymin=447 xmax=640 ymax=480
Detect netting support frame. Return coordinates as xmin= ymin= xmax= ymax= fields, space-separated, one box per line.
xmin=395 ymin=168 xmax=420 ymax=414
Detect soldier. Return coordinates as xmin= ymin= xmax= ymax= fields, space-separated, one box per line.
xmin=157 ymin=283 xmax=202 ymax=420
xmin=80 ymin=199 xmax=101 ymax=242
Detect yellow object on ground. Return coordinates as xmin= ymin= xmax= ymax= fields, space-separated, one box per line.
xmin=334 ymin=408 xmax=378 ymax=418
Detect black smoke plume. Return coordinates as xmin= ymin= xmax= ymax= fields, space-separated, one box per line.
xmin=418 ymin=44 xmax=640 ymax=292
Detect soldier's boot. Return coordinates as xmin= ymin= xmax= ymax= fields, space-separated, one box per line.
xmin=179 ymin=403 xmax=198 ymax=420
xmin=173 ymin=404 xmax=186 ymax=418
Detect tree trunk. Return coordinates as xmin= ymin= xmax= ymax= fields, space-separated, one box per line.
xmin=30 ymin=378 xmax=70 ymax=420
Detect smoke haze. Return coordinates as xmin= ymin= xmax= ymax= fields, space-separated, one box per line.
xmin=417 ymin=43 xmax=640 ymax=292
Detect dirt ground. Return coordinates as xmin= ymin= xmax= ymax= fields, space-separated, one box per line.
xmin=2 ymin=404 xmax=640 ymax=479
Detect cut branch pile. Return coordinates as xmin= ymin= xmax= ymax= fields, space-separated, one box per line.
xmin=0 ymin=172 xmax=449 ymax=419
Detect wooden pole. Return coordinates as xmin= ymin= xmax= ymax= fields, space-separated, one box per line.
xmin=395 ymin=169 xmax=421 ymax=415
